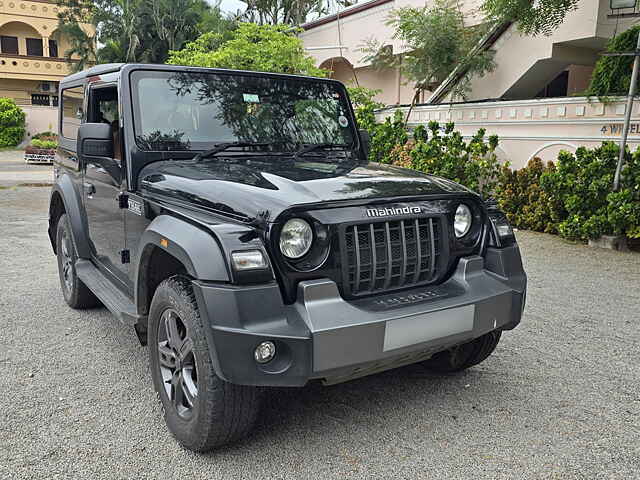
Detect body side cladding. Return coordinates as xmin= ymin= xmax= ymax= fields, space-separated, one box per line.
xmin=134 ymin=214 xmax=231 ymax=314
xmin=48 ymin=174 xmax=91 ymax=259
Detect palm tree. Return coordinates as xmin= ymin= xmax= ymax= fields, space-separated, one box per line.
xmin=57 ymin=22 xmax=97 ymax=73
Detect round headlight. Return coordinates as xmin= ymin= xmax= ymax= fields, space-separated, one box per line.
xmin=454 ymin=204 xmax=472 ymax=238
xmin=280 ymin=218 xmax=313 ymax=259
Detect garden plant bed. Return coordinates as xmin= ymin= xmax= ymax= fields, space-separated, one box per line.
xmin=24 ymin=147 xmax=55 ymax=165
xmin=24 ymin=132 xmax=58 ymax=165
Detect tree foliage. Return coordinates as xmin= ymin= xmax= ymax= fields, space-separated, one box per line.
xmin=242 ymin=0 xmax=325 ymax=25
xmin=586 ymin=25 xmax=640 ymax=99
xmin=347 ymin=86 xmax=383 ymax=133
xmin=56 ymin=0 xmax=235 ymax=70
xmin=240 ymin=0 xmax=356 ymax=25
xmin=167 ymin=23 xmax=326 ymax=76
xmin=362 ymin=0 xmax=495 ymax=103
xmin=482 ymin=0 xmax=580 ymax=36
xmin=0 ymin=98 xmax=26 ymax=147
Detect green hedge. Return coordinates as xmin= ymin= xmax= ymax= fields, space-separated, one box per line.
xmin=0 ymin=98 xmax=26 ymax=147
xmin=540 ymin=143 xmax=640 ymax=240
xmin=371 ymin=117 xmax=640 ymax=241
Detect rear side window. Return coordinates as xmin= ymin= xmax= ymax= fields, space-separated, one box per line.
xmin=61 ymin=86 xmax=85 ymax=140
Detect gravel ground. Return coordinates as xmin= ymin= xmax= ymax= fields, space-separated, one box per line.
xmin=0 ymin=149 xmax=53 ymax=187
xmin=1 ymin=185 xmax=639 ymax=480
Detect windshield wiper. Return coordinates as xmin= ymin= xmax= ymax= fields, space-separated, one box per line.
xmin=294 ymin=143 xmax=350 ymax=160
xmin=194 ymin=142 xmax=271 ymax=163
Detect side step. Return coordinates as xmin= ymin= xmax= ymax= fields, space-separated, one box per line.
xmin=75 ymin=259 xmax=142 ymax=325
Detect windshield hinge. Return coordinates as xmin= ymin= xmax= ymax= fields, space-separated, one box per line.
xmin=117 ymin=193 xmax=129 ymax=209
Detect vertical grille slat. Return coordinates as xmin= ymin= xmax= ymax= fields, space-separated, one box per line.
xmin=353 ymin=225 xmax=361 ymax=292
xmin=369 ymin=224 xmax=377 ymax=292
xmin=428 ymin=218 xmax=436 ymax=278
xmin=383 ymin=222 xmax=393 ymax=290
xmin=413 ymin=219 xmax=422 ymax=284
xmin=399 ymin=221 xmax=407 ymax=286
xmin=343 ymin=215 xmax=442 ymax=297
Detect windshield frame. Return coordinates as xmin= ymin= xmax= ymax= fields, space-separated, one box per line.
xmin=128 ymin=67 xmax=360 ymax=155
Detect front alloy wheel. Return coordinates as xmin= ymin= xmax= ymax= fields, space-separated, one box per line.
xmin=148 ymin=276 xmax=261 ymax=452
xmin=157 ymin=308 xmax=198 ymax=419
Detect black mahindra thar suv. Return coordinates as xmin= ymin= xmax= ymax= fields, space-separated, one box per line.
xmin=48 ymin=64 xmax=526 ymax=452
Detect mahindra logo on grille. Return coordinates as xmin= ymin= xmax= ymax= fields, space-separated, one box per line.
xmin=366 ymin=206 xmax=422 ymax=217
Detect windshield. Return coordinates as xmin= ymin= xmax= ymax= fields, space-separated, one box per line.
xmin=130 ymin=70 xmax=357 ymax=153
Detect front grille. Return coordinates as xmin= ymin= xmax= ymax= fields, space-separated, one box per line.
xmin=342 ymin=217 xmax=443 ymax=296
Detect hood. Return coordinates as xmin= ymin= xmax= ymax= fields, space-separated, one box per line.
xmin=138 ymin=157 xmax=475 ymax=223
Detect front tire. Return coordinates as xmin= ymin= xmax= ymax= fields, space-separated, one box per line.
xmin=55 ymin=214 xmax=99 ymax=309
xmin=422 ymin=331 xmax=502 ymax=373
xmin=148 ymin=276 xmax=261 ymax=452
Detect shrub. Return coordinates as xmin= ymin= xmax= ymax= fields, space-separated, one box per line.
xmin=496 ymin=158 xmax=558 ymax=233
xmin=0 ymin=98 xmax=26 ymax=147
xmin=31 ymin=138 xmax=58 ymax=149
xmin=540 ymin=142 xmax=640 ymax=240
xmin=369 ymin=110 xmax=409 ymax=163
xmin=392 ymin=121 xmax=503 ymax=198
xmin=32 ymin=131 xmax=58 ymax=141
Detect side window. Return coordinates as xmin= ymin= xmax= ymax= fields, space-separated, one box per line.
xmin=88 ymin=87 xmax=119 ymax=124
xmin=88 ymin=86 xmax=122 ymax=160
xmin=61 ymin=86 xmax=85 ymax=140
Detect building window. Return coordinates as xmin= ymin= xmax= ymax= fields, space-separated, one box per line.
xmin=0 ymin=36 xmax=19 ymax=55
xmin=32 ymin=94 xmax=50 ymax=106
xmin=26 ymin=38 xmax=43 ymax=57
xmin=49 ymin=39 xmax=58 ymax=58
xmin=62 ymin=86 xmax=85 ymax=140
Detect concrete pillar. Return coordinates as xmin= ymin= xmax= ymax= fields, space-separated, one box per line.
xmin=43 ymin=37 xmax=49 ymax=57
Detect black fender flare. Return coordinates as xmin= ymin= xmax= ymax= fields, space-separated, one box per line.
xmin=49 ymin=173 xmax=92 ymax=259
xmin=134 ymin=215 xmax=231 ymax=312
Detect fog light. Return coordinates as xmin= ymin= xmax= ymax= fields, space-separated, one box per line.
xmin=254 ymin=341 xmax=276 ymax=364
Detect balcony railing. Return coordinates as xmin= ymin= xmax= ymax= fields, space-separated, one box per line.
xmin=1 ymin=0 xmax=62 ymax=21
xmin=0 ymin=54 xmax=76 ymax=77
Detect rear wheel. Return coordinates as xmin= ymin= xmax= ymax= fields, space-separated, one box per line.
xmin=56 ymin=214 xmax=99 ymax=309
xmin=422 ymin=331 xmax=502 ymax=373
xmin=148 ymin=276 xmax=261 ymax=452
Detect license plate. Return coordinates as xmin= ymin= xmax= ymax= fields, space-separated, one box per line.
xmin=383 ymin=305 xmax=475 ymax=352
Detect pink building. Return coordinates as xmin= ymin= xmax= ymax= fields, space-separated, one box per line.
xmin=300 ymin=0 xmax=640 ymax=168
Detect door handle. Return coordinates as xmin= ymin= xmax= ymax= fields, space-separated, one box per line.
xmin=84 ymin=182 xmax=96 ymax=196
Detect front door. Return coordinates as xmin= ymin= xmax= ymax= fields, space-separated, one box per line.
xmin=82 ymin=84 xmax=128 ymax=287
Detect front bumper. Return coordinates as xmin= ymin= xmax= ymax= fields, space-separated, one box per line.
xmin=192 ymin=244 xmax=526 ymax=387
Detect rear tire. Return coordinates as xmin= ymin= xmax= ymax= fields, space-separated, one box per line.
xmin=148 ymin=276 xmax=261 ymax=452
xmin=56 ymin=214 xmax=100 ymax=309
xmin=422 ymin=331 xmax=502 ymax=373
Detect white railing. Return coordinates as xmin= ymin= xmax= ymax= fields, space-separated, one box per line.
xmin=376 ymin=97 xmax=640 ymax=168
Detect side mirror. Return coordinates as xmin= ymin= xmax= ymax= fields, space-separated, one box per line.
xmin=77 ymin=123 xmax=114 ymax=164
xmin=359 ymin=129 xmax=370 ymax=160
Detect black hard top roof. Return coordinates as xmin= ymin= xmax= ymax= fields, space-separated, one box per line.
xmin=60 ymin=63 xmax=335 ymax=86
xmin=61 ymin=63 xmax=125 ymax=84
